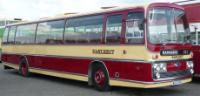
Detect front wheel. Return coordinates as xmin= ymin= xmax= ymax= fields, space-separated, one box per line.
xmin=92 ymin=64 xmax=110 ymax=91
xmin=19 ymin=59 xmax=29 ymax=77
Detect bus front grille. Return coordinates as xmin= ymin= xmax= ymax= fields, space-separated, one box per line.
xmin=154 ymin=70 xmax=191 ymax=80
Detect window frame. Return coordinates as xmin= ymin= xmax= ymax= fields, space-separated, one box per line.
xmin=35 ymin=19 xmax=66 ymax=45
xmin=64 ymin=14 xmax=104 ymax=45
xmin=7 ymin=26 xmax=17 ymax=44
xmin=15 ymin=23 xmax=37 ymax=45
xmin=105 ymin=11 xmax=126 ymax=45
xmin=2 ymin=26 xmax=10 ymax=44
xmin=124 ymin=8 xmax=145 ymax=45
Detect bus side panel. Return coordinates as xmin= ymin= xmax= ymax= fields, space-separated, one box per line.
xmin=104 ymin=61 xmax=153 ymax=82
xmin=121 ymin=62 xmax=152 ymax=82
xmin=192 ymin=46 xmax=200 ymax=75
xmin=2 ymin=53 xmax=153 ymax=82
xmin=27 ymin=55 xmax=42 ymax=68
xmin=27 ymin=55 xmax=90 ymax=75
xmin=1 ymin=54 xmax=8 ymax=62
xmin=2 ymin=54 xmax=20 ymax=65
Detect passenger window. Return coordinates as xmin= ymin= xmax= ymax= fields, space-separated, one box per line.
xmin=126 ymin=12 xmax=144 ymax=44
xmin=2 ymin=27 xmax=9 ymax=44
xmin=15 ymin=24 xmax=36 ymax=44
xmin=65 ymin=15 xmax=103 ymax=44
xmin=36 ymin=20 xmax=65 ymax=44
xmin=106 ymin=15 xmax=122 ymax=44
xmin=7 ymin=26 xmax=16 ymax=44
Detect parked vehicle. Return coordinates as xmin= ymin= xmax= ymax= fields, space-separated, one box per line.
xmin=2 ymin=2 xmax=193 ymax=91
xmin=180 ymin=2 xmax=200 ymax=76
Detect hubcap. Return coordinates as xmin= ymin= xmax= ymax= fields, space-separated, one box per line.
xmin=94 ymin=69 xmax=105 ymax=87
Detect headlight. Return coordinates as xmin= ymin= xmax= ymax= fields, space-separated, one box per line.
xmin=153 ymin=63 xmax=167 ymax=79
xmin=162 ymin=67 xmax=167 ymax=72
xmin=155 ymin=73 xmax=160 ymax=79
xmin=187 ymin=61 xmax=194 ymax=68
xmin=190 ymin=69 xmax=194 ymax=74
xmin=156 ymin=66 xmax=160 ymax=71
xmin=153 ymin=63 xmax=167 ymax=73
xmin=187 ymin=61 xmax=194 ymax=74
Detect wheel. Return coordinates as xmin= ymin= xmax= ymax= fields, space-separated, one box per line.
xmin=92 ymin=64 xmax=110 ymax=91
xmin=19 ymin=58 xmax=29 ymax=77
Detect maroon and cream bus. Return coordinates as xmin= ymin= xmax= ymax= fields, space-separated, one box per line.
xmin=2 ymin=2 xmax=193 ymax=91
xmin=178 ymin=1 xmax=200 ymax=77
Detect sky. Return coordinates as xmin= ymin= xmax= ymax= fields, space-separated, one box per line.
xmin=0 ymin=0 xmax=186 ymax=20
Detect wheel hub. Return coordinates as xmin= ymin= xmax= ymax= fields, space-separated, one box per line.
xmin=94 ymin=69 xmax=105 ymax=87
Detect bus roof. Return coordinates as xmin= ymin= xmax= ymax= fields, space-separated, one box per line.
xmin=6 ymin=2 xmax=180 ymax=27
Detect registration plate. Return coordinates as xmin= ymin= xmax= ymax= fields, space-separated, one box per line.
xmin=173 ymin=80 xmax=182 ymax=86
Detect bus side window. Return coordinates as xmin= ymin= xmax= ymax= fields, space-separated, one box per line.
xmin=15 ymin=24 xmax=36 ymax=44
xmin=7 ymin=26 xmax=16 ymax=44
xmin=2 ymin=27 xmax=9 ymax=44
xmin=36 ymin=20 xmax=65 ymax=44
xmin=106 ymin=15 xmax=122 ymax=44
xmin=65 ymin=15 xmax=103 ymax=44
xmin=125 ymin=12 xmax=144 ymax=44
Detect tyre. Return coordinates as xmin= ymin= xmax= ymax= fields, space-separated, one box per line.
xmin=19 ymin=58 xmax=29 ymax=77
xmin=92 ymin=64 xmax=110 ymax=91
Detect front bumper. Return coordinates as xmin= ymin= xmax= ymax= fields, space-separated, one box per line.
xmin=110 ymin=78 xmax=192 ymax=88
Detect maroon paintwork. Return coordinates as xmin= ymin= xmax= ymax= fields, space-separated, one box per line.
xmin=1 ymin=3 xmax=192 ymax=84
xmin=182 ymin=3 xmax=200 ymax=75
xmin=167 ymin=61 xmax=187 ymax=72
xmin=2 ymin=53 xmax=191 ymax=82
xmin=183 ymin=3 xmax=200 ymax=23
xmin=192 ymin=46 xmax=200 ymax=75
xmin=2 ymin=53 xmax=153 ymax=82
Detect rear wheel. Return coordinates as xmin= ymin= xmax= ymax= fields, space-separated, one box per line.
xmin=92 ymin=64 xmax=110 ymax=91
xmin=19 ymin=58 xmax=29 ymax=77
